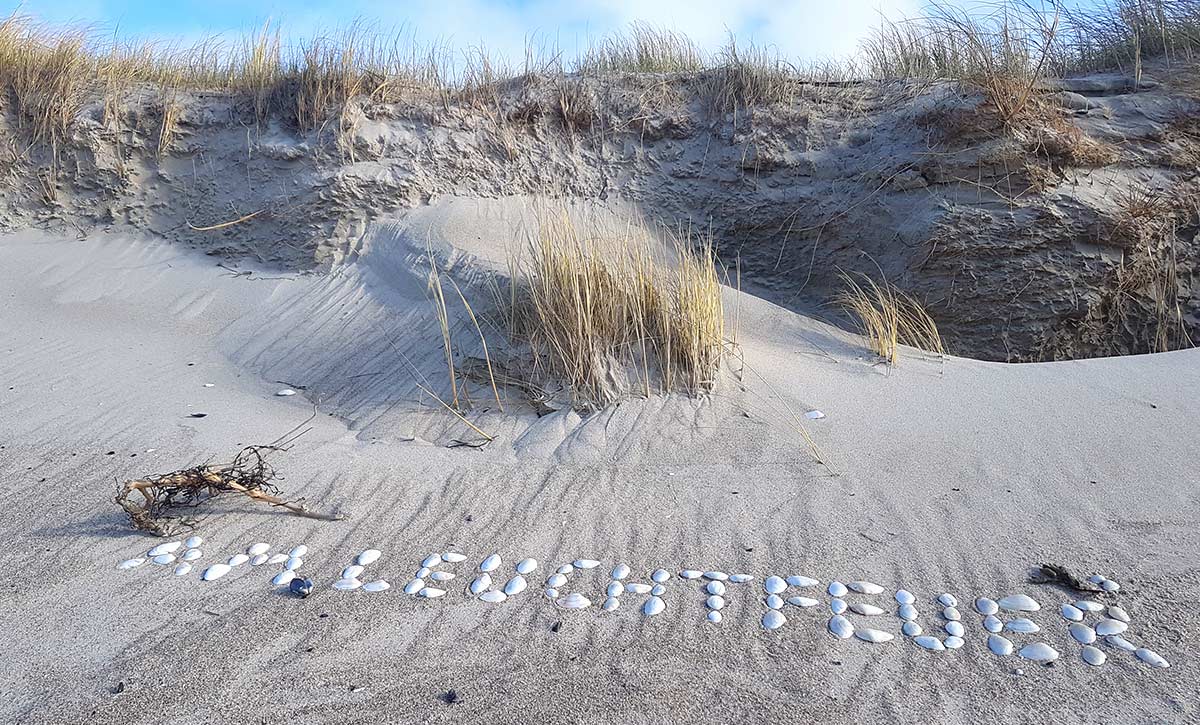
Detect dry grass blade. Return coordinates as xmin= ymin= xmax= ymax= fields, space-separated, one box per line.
xmin=836 ymin=272 xmax=945 ymax=364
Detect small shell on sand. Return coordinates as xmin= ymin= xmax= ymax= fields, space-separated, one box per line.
xmin=202 ymin=563 xmax=231 ymax=581
xmin=851 ymin=602 xmax=885 ymax=616
xmin=649 ymin=584 xmax=664 ymax=596
xmin=1069 ymin=623 xmax=1096 ymax=644
xmin=606 ymin=582 xmax=624 ymax=598
xmin=363 ymin=580 xmax=390 ymax=593
xmin=945 ymin=621 xmax=965 ymax=637
xmin=470 ymin=575 xmax=491 ymax=595
xmin=644 ymin=596 xmax=666 ymax=616
xmin=544 ymin=588 xmax=559 ymax=599
xmin=831 ymin=599 xmax=847 ymax=614
xmin=625 ymin=583 xmax=652 ymax=595
xmin=944 ymin=636 xmax=964 ymax=649
xmin=603 ymin=597 xmax=620 ymax=612
xmin=706 ymin=581 xmax=725 ymax=596
xmin=184 ymin=536 xmax=203 ymax=549
xmin=266 ymin=553 xmax=288 ymax=565
xmin=1136 ymin=648 xmax=1169 ymax=668
xmin=855 ymin=628 xmax=893 ymax=643
xmin=988 ymin=634 xmax=1014 ymax=656
xmin=516 ymin=558 xmax=537 ymax=574
xmin=763 ymin=610 xmax=786 ymax=631
xmin=227 ymin=554 xmax=249 ymax=567
xmin=975 ymin=597 xmax=998 ymax=615
xmin=610 ymin=564 xmax=630 ymax=580
xmin=896 ymin=590 xmax=916 ymax=605
xmin=787 ymin=575 xmax=819 ymax=587
xmin=480 ymin=590 xmax=507 ymax=603
xmin=1060 ymin=603 xmax=1084 ymax=621
xmin=558 ymin=593 xmax=591 ymax=610
xmin=789 ymin=596 xmax=819 ymax=608
xmin=764 ymin=576 xmax=786 ymax=594
xmin=1005 ymin=618 xmax=1039 ymax=634
xmin=480 ymin=554 xmax=501 ymax=572
xmin=557 ymin=564 xmax=574 ymax=575
xmin=915 ymin=636 xmax=945 ymax=651
xmin=902 ymin=621 xmax=922 ymax=637
xmin=285 ymin=556 xmax=303 ymax=571
xmin=1107 ymin=605 xmax=1130 ymax=623
xmin=443 ymin=552 xmax=467 ymax=564
xmin=546 ymin=574 xmax=567 ymax=588
xmin=152 ymin=554 xmax=176 ymax=565
xmin=707 ymin=610 xmax=722 ymax=624
xmin=503 ymin=575 xmax=527 ymax=596
xmin=679 ymin=570 xmax=703 ymax=579
xmin=828 ymin=581 xmax=848 ymax=597
xmin=829 ymin=615 xmax=853 ymax=639
xmin=703 ymin=571 xmax=728 ymax=581
xmin=289 ymin=545 xmax=308 ymax=558
xmin=1075 ymin=600 xmax=1104 ymax=612
xmin=707 ymin=595 xmax=725 ymax=610
xmin=766 ymin=594 xmax=784 ymax=609
xmin=272 ymin=570 xmax=296 ymax=586
xmin=148 ymin=542 xmax=181 ymax=557
xmin=357 ymin=549 xmax=382 ymax=566
xmin=276 ymin=389 xmax=297 ymax=396
xmin=1082 ymin=645 xmax=1106 ymax=666
xmin=403 ymin=578 xmax=424 ymax=594
xmin=173 ymin=563 xmax=192 ymax=576
xmin=342 ymin=565 xmax=364 ymax=579
xmin=419 ymin=587 xmax=446 ymax=598
xmin=332 ymin=578 xmax=362 ymax=591
xmin=250 ymin=554 xmax=268 ymax=566
xmin=247 ymin=543 xmax=270 ymax=556
xmin=1106 ymin=635 xmax=1136 ymax=652
xmin=730 ymin=574 xmax=754 ymax=583
xmin=899 ymin=604 xmax=918 ymax=621
xmin=422 ymin=554 xmax=442 ymax=568
xmin=849 ymin=581 xmax=884 ymax=595
xmin=1018 ymin=642 xmax=1059 ymax=663
xmin=984 ymin=615 xmax=1003 ymax=633
xmin=1095 ymin=619 xmax=1127 ymax=636
xmin=997 ymin=594 xmax=1040 ymax=612
xmin=938 ymin=593 xmax=958 ymax=607
xmin=430 ymin=571 xmax=454 ymax=582
xmin=574 ymin=559 xmax=600 ymax=569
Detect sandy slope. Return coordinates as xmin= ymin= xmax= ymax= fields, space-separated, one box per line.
xmin=1 ymin=217 xmax=1198 ymax=724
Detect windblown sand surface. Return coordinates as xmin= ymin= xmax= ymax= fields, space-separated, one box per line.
xmin=2 ymin=208 xmax=1198 ymax=723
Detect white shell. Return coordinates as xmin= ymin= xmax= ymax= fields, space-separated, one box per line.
xmin=479 ymin=590 xmax=507 ymax=603
xmin=607 ymin=581 xmax=624 ymax=598
xmin=788 ymin=596 xmax=819 ymax=608
xmin=422 ymin=554 xmax=441 ymax=568
xmin=766 ymin=594 xmax=784 ymax=609
xmin=276 ymin=388 xmax=296 ymax=396
xmin=289 ymin=545 xmax=308 ymax=558
xmin=938 ymin=593 xmax=958 ymax=607
xmin=342 ymin=565 xmax=364 ymax=579
xmin=1136 ymin=648 xmax=1169 ymax=668
xmin=602 ymin=597 xmax=620 ymax=611
xmin=828 ymin=615 xmax=854 ymax=639
xmin=544 ymin=588 xmax=559 ymax=599
xmin=332 ymin=578 xmax=362 ymax=591
xmin=899 ymin=604 xmax=918 ymax=621
xmin=1060 ymin=603 xmax=1084 ymax=621
xmin=855 ymin=628 xmax=894 ymax=643
xmin=430 ymin=571 xmax=455 ymax=582
xmin=1095 ymin=619 xmax=1127 ymax=636
xmin=363 ymin=580 xmax=390 ymax=592
xmin=1100 ymin=579 xmax=1119 ymax=592
xmin=148 ymin=542 xmax=182 ymax=557
xmin=1107 ymin=606 xmax=1130 ymax=623
xmin=943 ymin=607 xmax=961 ymax=621
xmin=546 ymin=574 xmax=567 ymax=588
xmin=557 ymin=564 xmax=574 ymax=575
xmin=975 ymin=597 xmax=998 ymax=615
xmin=787 ymin=575 xmax=819 ymax=587
xmin=984 ymin=615 xmax=1003 ymax=633
xmin=915 ymin=635 xmax=944 ymax=651
xmin=480 ymin=554 xmax=501 ymax=572
xmin=764 ymin=576 xmax=786 ymax=594
xmin=828 ymin=581 xmax=848 ymax=597
xmin=850 ymin=602 xmax=884 ymax=616
xmin=997 ymin=594 xmax=1040 ymax=612
xmin=679 ymin=570 xmax=703 ymax=579
xmin=173 ymin=563 xmax=192 ymax=576
xmin=944 ymin=636 xmax=964 ymax=649
xmin=442 ymin=552 xmax=467 ymax=563
xmin=763 ymin=609 xmax=786 ymax=630
xmin=357 ymin=549 xmax=382 ymax=566
xmin=1106 ymin=635 xmax=1136 ymax=652
xmin=804 ymin=409 xmax=825 ymax=419
xmin=403 ymin=578 xmax=424 ymax=594
xmin=610 ymin=563 xmax=630 ymax=580
xmin=1082 ymin=645 xmax=1106 ymax=666
xmin=848 ymin=581 xmax=884 ymax=595
xmin=503 ymin=575 xmax=527 ymax=596
xmin=419 ymin=587 xmax=446 ymax=598
xmin=988 ymin=634 xmax=1014 ymax=655
xmin=202 ymin=563 xmax=231 ymax=581
xmin=706 ymin=580 xmax=726 ymax=596
xmin=1006 ymin=618 xmax=1039 ymax=634
xmin=470 ymin=574 xmax=491 ymax=595
xmin=272 ymin=570 xmax=296 ymax=586
xmin=831 ymin=599 xmax=847 ymax=614
xmin=184 ymin=536 xmax=203 ymax=548
xmin=247 ymin=543 xmax=270 ymax=556
xmin=285 ymin=556 xmax=303 ymax=571
xmin=152 ymin=554 xmax=176 ymax=565
xmin=643 ymin=596 xmax=666 ymax=616
xmin=650 ymin=583 xmax=666 ymax=596
xmin=1087 ymin=574 xmax=1105 ymax=584
xmin=730 ymin=574 xmax=754 ymax=583
xmin=707 ymin=610 xmax=722 ymax=623
xmin=228 ymin=554 xmax=249 ymax=567
xmin=902 ymin=621 xmax=922 ymax=637
xmin=625 ymin=583 xmax=652 ymax=595
xmin=703 ymin=571 xmax=728 ymax=581
xmin=1070 ymin=623 xmax=1096 ymax=644
xmin=266 ymin=553 xmax=288 ymax=565
xmin=945 ymin=621 xmax=965 ymax=637
xmin=574 ymin=559 xmax=600 ymax=569
xmin=558 ymin=593 xmax=591 ymax=610
xmin=651 ymin=569 xmax=670 ymax=583
xmin=514 ymin=558 xmax=536 ymax=574
xmin=1018 ymin=642 xmax=1059 ymax=662
xmin=118 ymin=558 xmax=145 ymax=570
xmin=1075 ymin=600 xmax=1104 ymax=612
xmin=250 ymin=554 xmax=268 ymax=566
xmin=896 ymin=590 xmax=916 ymax=605
xmin=706 ymin=595 xmax=725 ymax=610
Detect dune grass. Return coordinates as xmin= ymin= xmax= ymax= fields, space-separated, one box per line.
xmin=836 ymin=273 xmax=945 ymax=364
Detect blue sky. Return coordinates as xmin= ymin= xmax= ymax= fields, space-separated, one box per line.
xmin=5 ymin=0 xmax=930 ymax=62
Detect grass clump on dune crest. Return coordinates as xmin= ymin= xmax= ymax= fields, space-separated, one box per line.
xmin=506 ymin=211 xmax=725 ymax=409
xmin=836 ymin=272 xmax=945 ymax=364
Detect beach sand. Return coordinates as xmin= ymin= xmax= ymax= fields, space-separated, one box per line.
xmin=1 ymin=215 xmax=1197 ymax=724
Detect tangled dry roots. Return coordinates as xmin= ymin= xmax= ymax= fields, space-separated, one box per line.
xmin=115 ymin=445 xmax=344 ymax=536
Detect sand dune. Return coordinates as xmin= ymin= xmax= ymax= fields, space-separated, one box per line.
xmin=2 ymin=210 xmax=1197 ymax=723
